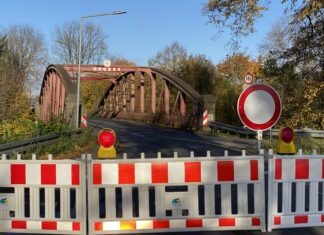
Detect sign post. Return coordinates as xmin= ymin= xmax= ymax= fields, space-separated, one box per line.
xmin=237 ymin=84 xmax=282 ymax=153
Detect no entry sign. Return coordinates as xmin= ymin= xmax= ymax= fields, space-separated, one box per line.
xmin=237 ymin=84 xmax=281 ymax=131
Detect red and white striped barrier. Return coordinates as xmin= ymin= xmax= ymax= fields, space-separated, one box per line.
xmin=88 ymin=151 xmax=266 ymax=234
xmin=267 ymin=150 xmax=324 ymax=231
xmin=92 ymin=158 xmax=260 ymax=185
xmin=0 ymin=163 xmax=80 ymax=186
xmin=203 ymin=109 xmax=208 ymax=127
xmin=94 ymin=217 xmax=262 ymax=232
xmin=0 ymin=220 xmax=81 ymax=231
xmin=81 ymin=115 xmax=87 ymax=128
xmin=0 ymin=155 xmax=86 ymax=234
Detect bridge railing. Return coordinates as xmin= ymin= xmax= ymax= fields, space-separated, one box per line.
xmin=209 ymin=121 xmax=324 ymax=138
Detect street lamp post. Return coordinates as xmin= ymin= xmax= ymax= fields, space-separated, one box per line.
xmin=76 ymin=11 xmax=127 ymax=129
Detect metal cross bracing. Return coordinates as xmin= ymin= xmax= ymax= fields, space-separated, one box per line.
xmin=39 ymin=64 xmax=203 ymax=129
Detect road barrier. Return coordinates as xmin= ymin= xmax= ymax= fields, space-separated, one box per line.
xmin=0 ymin=154 xmax=86 ymax=234
xmin=209 ymin=121 xmax=324 ymax=138
xmin=87 ymin=151 xmax=266 ymax=234
xmin=267 ymin=150 xmax=324 ymax=231
xmin=1 ymin=150 xmax=324 ymax=234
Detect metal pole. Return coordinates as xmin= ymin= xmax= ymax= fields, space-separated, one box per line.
xmin=75 ymin=11 xmax=126 ymax=129
xmin=257 ymin=130 xmax=263 ymax=154
xmin=76 ymin=17 xmax=83 ymax=129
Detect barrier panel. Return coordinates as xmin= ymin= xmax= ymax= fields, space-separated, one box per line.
xmin=267 ymin=150 xmax=324 ymax=231
xmin=0 ymin=154 xmax=86 ymax=234
xmin=87 ymin=151 xmax=266 ymax=234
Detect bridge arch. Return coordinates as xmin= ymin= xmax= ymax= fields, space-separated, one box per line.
xmin=97 ymin=67 xmax=203 ymax=127
xmin=39 ymin=64 xmax=205 ymax=128
xmin=39 ymin=64 xmax=78 ymax=126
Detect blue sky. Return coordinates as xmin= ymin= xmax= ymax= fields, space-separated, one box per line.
xmin=0 ymin=0 xmax=286 ymax=65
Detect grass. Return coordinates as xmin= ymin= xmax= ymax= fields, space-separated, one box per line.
xmin=14 ymin=129 xmax=97 ymax=160
xmin=262 ymin=136 xmax=324 ymax=154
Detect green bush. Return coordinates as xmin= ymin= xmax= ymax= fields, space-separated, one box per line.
xmin=262 ymin=136 xmax=324 ymax=154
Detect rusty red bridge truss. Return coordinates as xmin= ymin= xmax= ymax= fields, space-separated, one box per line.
xmin=39 ymin=64 xmax=208 ymax=128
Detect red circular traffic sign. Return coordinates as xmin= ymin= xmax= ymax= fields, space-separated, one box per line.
xmin=237 ymin=84 xmax=281 ymax=131
xmin=242 ymin=72 xmax=255 ymax=85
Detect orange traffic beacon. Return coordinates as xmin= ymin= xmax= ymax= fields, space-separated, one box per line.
xmin=97 ymin=128 xmax=117 ymax=159
xmin=276 ymin=127 xmax=296 ymax=155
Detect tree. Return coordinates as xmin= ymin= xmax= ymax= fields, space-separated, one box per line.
xmin=203 ymin=0 xmax=323 ymax=75
xmin=0 ymin=25 xmax=47 ymax=120
xmin=177 ymin=54 xmax=216 ymax=94
xmin=52 ymin=20 xmax=108 ymax=64
xmin=216 ymin=53 xmax=262 ymax=83
xmin=213 ymin=53 xmax=262 ymax=125
xmin=148 ymin=41 xmax=187 ymax=74
xmin=202 ymin=0 xmax=270 ymax=37
xmin=5 ymin=25 xmax=48 ymax=86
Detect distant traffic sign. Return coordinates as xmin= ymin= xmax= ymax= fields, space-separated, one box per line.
xmin=237 ymin=84 xmax=281 ymax=131
xmin=242 ymin=72 xmax=254 ymax=85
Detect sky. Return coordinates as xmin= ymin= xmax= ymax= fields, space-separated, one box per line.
xmin=0 ymin=0 xmax=286 ymax=66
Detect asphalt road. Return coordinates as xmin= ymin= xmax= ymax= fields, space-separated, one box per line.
xmin=89 ymin=118 xmax=258 ymax=158
xmin=3 ymin=119 xmax=323 ymax=235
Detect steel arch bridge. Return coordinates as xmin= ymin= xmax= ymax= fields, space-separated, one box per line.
xmin=39 ymin=64 xmax=205 ymax=128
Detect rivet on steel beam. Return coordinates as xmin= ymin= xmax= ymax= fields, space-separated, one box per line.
xmin=157 ymin=152 xmax=161 ymax=158
xmin=48 ymin=154 xmax=53 ymax=160
xmin=224 ymin=150 xmax=228 ymax=157
xmin=173 ymin=152 xmax=178 ymax=158
xmin=206 ymin=151 xmax=211 ymax=157
xmin=1 ymin=154 xmax=6 ymax=160
xmin=141 ymin=153 xmax=145 ymax=159
xmin=298 ymin=149 xmax=303 ymax=155
xmin=123 ymin=153 xmax=127 ymax=159
xmin=32 ymin=154 xmax=36 ymax=160
xmin=268 ymin=149 xmax=273 ymax=156
xmin=312 ymin=149 xmax=317 ymax=155
xmin=242 ymin=150 xmax=246 ymax=156
xmin=17 ymin=154 xmax=21 ymax=160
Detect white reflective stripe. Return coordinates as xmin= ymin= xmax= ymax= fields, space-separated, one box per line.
xmin=170 ymin=219 xmax=186 ymax=228
xmin=56 ymin=164 xmax=71 ymax=185
xmin=26 ymin=164 xmax=40 ymax=185
xmin=281 ymin=215 xmax=293 ymax=225
xmin=234 ymin=160 xmax=250 ymax=181
xmin=27 ymin=221 xmax=41 ymax=230
xmin=168 ymin=162 xmax=184 ymax=183
xmin=102 ymin=164 xmax=118 ymax=184
xmin=309 ymin=159 xmax=322 ymax=179
xmin=0 ymin=220 xmax=11 ymax=230
xmin=103 ymin=221 xmax=120 ymax=230
xmin=282 ymin=159 xmax=294 ymax=180
xmin=201 ymin=161 xmax=217 ymax=183
xmin=203 ymin=218 xmax=216 ymax=227
xmin=236 ymin=218 xmax=251 ymax=227
xmin=0 ymin=164 xmax=10 ymax=185
xmin=308 ymin=214 xmax=320 ymax=223
xmin=57 ymin=221 xmax=72 ymax=230
xmin=135 ymin=163 xmax=151 ymax=184
xmin=136 ymin=220 xmax=153 ymax=229
xmin=203 ymin=110 xmax=208 ymax=116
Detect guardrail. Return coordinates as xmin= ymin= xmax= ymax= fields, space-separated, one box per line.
xmin=0 ymin=130 xmax=83 ymax=154
xmin=209 ymin=121 xmax=324 ymax=138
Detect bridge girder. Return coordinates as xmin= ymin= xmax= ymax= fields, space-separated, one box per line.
xmin=39 ymin=64 xmax=203 ymax=128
